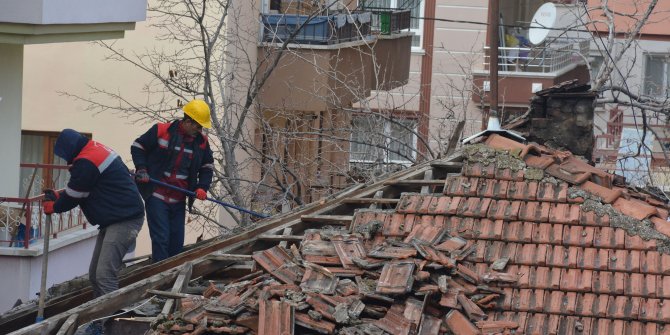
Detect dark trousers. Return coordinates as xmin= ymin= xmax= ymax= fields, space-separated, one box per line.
xmin=89 ymin=216 xmax=143 ymax=298
xmin=145 ymin=196 xmax=186 ymax=262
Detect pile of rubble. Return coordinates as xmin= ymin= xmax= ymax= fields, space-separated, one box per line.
xmin=152 ymin=221 xmax=520 ymax=335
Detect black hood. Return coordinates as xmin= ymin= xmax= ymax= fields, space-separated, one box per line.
xmin=54 ymin=129 xmax=89 ymax=164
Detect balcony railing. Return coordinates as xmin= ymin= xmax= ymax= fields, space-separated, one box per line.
xmin=0 ymin=163 xmax=89 ymax=249
xmin=484 ymin=38 xmax=590 ymax=74
xmin=261 ymin=12 xmax=372 ymax=45
xmin=364 ymin=8 xmax=411 ymax=34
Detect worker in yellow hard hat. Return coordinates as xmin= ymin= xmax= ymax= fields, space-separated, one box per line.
xmin=130 ymin=99 xmax=214 ymax=262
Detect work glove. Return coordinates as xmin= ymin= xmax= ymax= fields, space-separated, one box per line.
xmin=195 ymin=188 xmax=207 ymax=201
xmin=43 ymin=189 xmax=59 ymax=215
xmin=135 ymin=169 xmax=150 ymax=183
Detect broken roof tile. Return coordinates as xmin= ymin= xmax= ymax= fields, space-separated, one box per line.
xmin=525 ymin=154 xmax=556 ymax=169
xmin=331 ymin=235 xmax=367 ymax=269
xmin=376 ymin=261 xmax=415 ymax=294
xmin=300 ymin=263 xmax=338 ymax=295
xmin=383 ymin=213 xmax=416 ymax=237
xmin=295 ymin=312 xmax=336 ymax=334
xmin=444 ymin=310 xmax=480 ymax=335
xmin=579 ymin=181 xmax=623 ymax=204
xmin=258 ymin=299 xmax=294 ymax=335
xmin=253 ymin=246 xmax=304 ymax=285
xmin=404 ymin=221 xmax=447 ymax=245
xmin=435 ymin=236 xmax=468 ymax=253
xmin=373 ymin=304 xmax=416 ymax=335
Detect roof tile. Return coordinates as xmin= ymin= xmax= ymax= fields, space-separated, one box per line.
xmin=532 ymin=223 xmax=564 ymax=244
xmin=477 ymin=219 xmax=504 ymax=240
xmin=485 ymin=241 xmax=517 ymax=263
xmin=487 ymin=200 xmax=522 ymax=221
xmin=507 ymin=181 xmax=538 ymax=201
xmin=384 ymin=213 xmax=416 ymax=237
xmin=613 ymin=197 xmax=658 ymax=220
xmin=531 ymin=266 xmax=562 ymax=290
xmin=458 ymin=197 xmax=492 ymax=218
xmin=444 ymin=176 xmax=479 ymax=197
xmin=560 ymin=269 xmax=592 ymax=292
xmin=608 ymin=249 xmax=641 ymax=273
xmin=404 ymin=220 xmax=447 ymax=245
xmin=651 ymin=216 xmax=670 ymax=238
xmin=641 ymin=298 xmax=662 ymax=322
xmin=549 ymin=203 xmax=581 ymax=224
xmin=579 ymin=181 xmax=623 ymax=204
xmin=331 ymin=235 xmax=367 ymax=269
xmin=547 ymin=245 xmax=578 ymax=268
xmin=625 ymin=234 xmax=656 ymax=251
xmin=463 ymin=162 xmax=496 ymax=179
xmin=593 ymin=227 xmax=626 ymax=249
xmin=515 ymin=244 xmax=546 ymax=266
xmin=575 ymin=293 xmax=606 ymax=317
xmin=444 ymin=310 xmax=479 ymax=335
xmin=503 ymin=221 xmax=534 ymax=243
xmin=562 ymin=225 xmax=595 ymax=247
xmin=537 ymin=181 xmax=569 ymax=203
xmin=519 ymin=202 xmax=550 ymax=222
xmin=545 ymin=163 xmax=591 ymax=184
xmin=578 ymin=248 xmax=609 ymax=271
xmin=447 ymin=217 xmax=478 ymax=239
xmin=580 ymin=210 xmax=610 ymax=226
xmin=485 ymin=134 xmax=526 ymax=151
xmin=495 ymin=168 xmax=525 ymax=181
xmin=376 ymin=261 xmax=416 ymax=294
xmin=524 ymin=313 xmax=548 ymax=334
xmin=657 ymin=276 xmax=670 ymax=298
xmin=626 ymin=273 xmax=657 ymax=298
xmin=524 ymin=154 xmax=556 ymax=169
xmin=592 ymin=271 xmax=625 ymax=295
xmin=477 ymin=179 xmax=509 ymax=199
xmin=397 ymin=194 xmax=423 ymax=214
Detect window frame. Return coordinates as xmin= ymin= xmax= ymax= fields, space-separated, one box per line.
xmin=643 ymin=53 xmax=670 ymax=98
xmin=349 ymin=115 xmax=418 ymax=165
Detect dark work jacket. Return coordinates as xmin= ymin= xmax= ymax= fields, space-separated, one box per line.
xmin=53 ymin=130 xmax=145 ymax=228
xmin=131 ymin=121 xmax=214 ymax=203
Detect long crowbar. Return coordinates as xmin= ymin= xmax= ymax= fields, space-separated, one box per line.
xmin=145 ymin=177 xmax=269 ymax=219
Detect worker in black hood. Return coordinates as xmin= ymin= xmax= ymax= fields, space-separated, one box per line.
xmin=43 ymin=129 xmax=145 ymax=334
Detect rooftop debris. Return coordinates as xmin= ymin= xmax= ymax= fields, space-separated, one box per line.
xmin=149 ymin=225 xmax=517 ymax=335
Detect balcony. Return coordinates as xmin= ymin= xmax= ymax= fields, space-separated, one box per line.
xmin=258 ymin=11 xmax=412 ymax=112
xmin=473 ymin=38 xmax=591 ymax=106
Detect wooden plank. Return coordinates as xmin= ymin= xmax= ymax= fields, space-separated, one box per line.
xmin=342 ymin=198 xmax=400 ymax=205
xmin=429 ymin=161 xmax=464 ymax=170
xmin=420 ymin=170 xmax=434 ymax=194
xmin=206 ymin=252 xmax=253 ymax=262
xmin=279 ymin=227 xmax=293 ymax=248
xmin=258 ymin=234 xmax=304 ymax=242
xmin=55 ymin=314 xmax=78 ymax=335
xmin=148 ymin=290 xmax=198 ymax=300
xmin=160 ymin=262 xmax=193 ymax=316
xmin=383 ymin=179 xmax=447 ymax=186
xmin=300 ymin=215 xmax=353 ymax=225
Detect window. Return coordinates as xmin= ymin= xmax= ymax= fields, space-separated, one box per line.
xmin=644 ymin=54 xmax=670 ymax=97
xmin=19 ymin=131 xmax=90 ymax=197
xmin=350 ymin=115 xmax=417 ymax=164
xmin=589 ymin=55 xmax=603 ymax=85
xmin=361 ymin=0 xmax=424 ymax=49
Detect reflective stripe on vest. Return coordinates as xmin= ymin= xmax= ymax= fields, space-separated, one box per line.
xmin=74 ymin=141 xmax=119 ymax=173
xmin=157 ymin=123 xmax=171 ymax=149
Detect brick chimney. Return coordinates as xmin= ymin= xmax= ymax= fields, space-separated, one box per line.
xmin=515 ymin=80 xmax=596 ymax=160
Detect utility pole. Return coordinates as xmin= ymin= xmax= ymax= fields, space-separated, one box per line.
xmin=486 ymin=0 xmax=499 ymax=130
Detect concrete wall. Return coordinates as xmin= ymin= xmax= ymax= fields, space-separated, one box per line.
xmin=0 ymin=44 xmax=23 ymax=198
xmin=0 ymin=236 xmax=96 ymax=312
xmin=0 ymin=0 xmax=146 ymax=25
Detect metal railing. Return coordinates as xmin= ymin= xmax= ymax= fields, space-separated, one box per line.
xmin=483 ymin=38 xmax=590 ymax=73
xmin=261 ymin=12 xmax=372 ymax=45
xmin=365 ymin=8 xmax=411 ymax=34
xmin=0 ymin=164 xmax=89 ymax=249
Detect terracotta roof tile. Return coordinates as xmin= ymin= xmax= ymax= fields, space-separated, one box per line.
xmin=625 ymin=234 xmax=657 ymax=251
xmin=592 ymin=271 xmax=625 ymax=295
xmin=524 ymin=313 xmax=548 ymax=334
xmin=495 ymin=168 xmax=525 ymax=181
xmin=376 ymin=261 xmax=415 ymax=294
xmin=613 ymin=197 xmax=658 ymax=220
xmin=458 ymin=197 xmax=492 ymax=218
xmin=418 ymin=195 xmax=438 ymax=214
xmin=463 ymin=162 xmax=496 ymax=178
xmin=626 ymin=273 xmax=657 ymax=298
xmin=397 ymin=193 xmax=423 ymax=214
xmin=503 ymin=221 xmax=534 ymax=243
xmin=447 ymin=217 xmax=478 ymax=239
xmin=549 ymin=203 xmax=581 ymax=224
xmin=578 ymin=248 xmax=610 ymax=271
xmin=579 ymin=181 xmax=623 ymax=204
xmin=560 ymin=268 xmax=592 ymax=292
xmin=546 ymin=245 xmax=577 ymax=268
xmin=524 ymin=154 xmax=556 ymax=169
xmin=444 ymin=310 xmax=479 ymax=335
xmin=477 ymin=219 xmax=504 ymax=240
xmin=519 ymin=202 xmax=551 ymax=222
xmin=593 ymin=227 xmax=626 ymax=249
xmin=384 ymin=213 xmax=416 ymax=237
xmin=562 ymin=225 xmax=595 ymax=247
xmin=485 ymin=134 xmax=526 ymax=151
xmin=444 ymin=176 xmax=479 ymax=197
xmin=530 ymin=266 xmax=562 ymax=290
xmin=652 ymin=218 xmax=670 ymax=243
xmin=507 ymin=180 xmax=538 ymax=201
xmin=656 ymin=276 xmax=670 ymax=298
xmin=580 ymin=210 xmax=610 ymax=226
xmin=485 ymin=241 xmax=518 ymax=263
xmin=575 ymin=293 xmax=608 ymax=317
xmin=545 ymin=163 xmax=591 ymax=184
xmin=487 ymin=200 xmax=522 ymax=221
xmin=608 ymin=249 xmax=641 ymax=272
xmin=477 ymin=179 xmax=509 ymax=199
xmin=532 ymin=223 xmax=564 ymax=244
xmin=516 ymin=244 xmax=548 ymax=266
xmin=537 ymin=181 xmax=569 ymax=203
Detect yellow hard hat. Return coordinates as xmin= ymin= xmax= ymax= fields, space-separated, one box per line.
xmin=182 ymin=99 xmax=212 ymax=129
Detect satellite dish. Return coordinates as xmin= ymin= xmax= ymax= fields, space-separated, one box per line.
xmin=529 ymin=3 xmax=557 ymax=45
